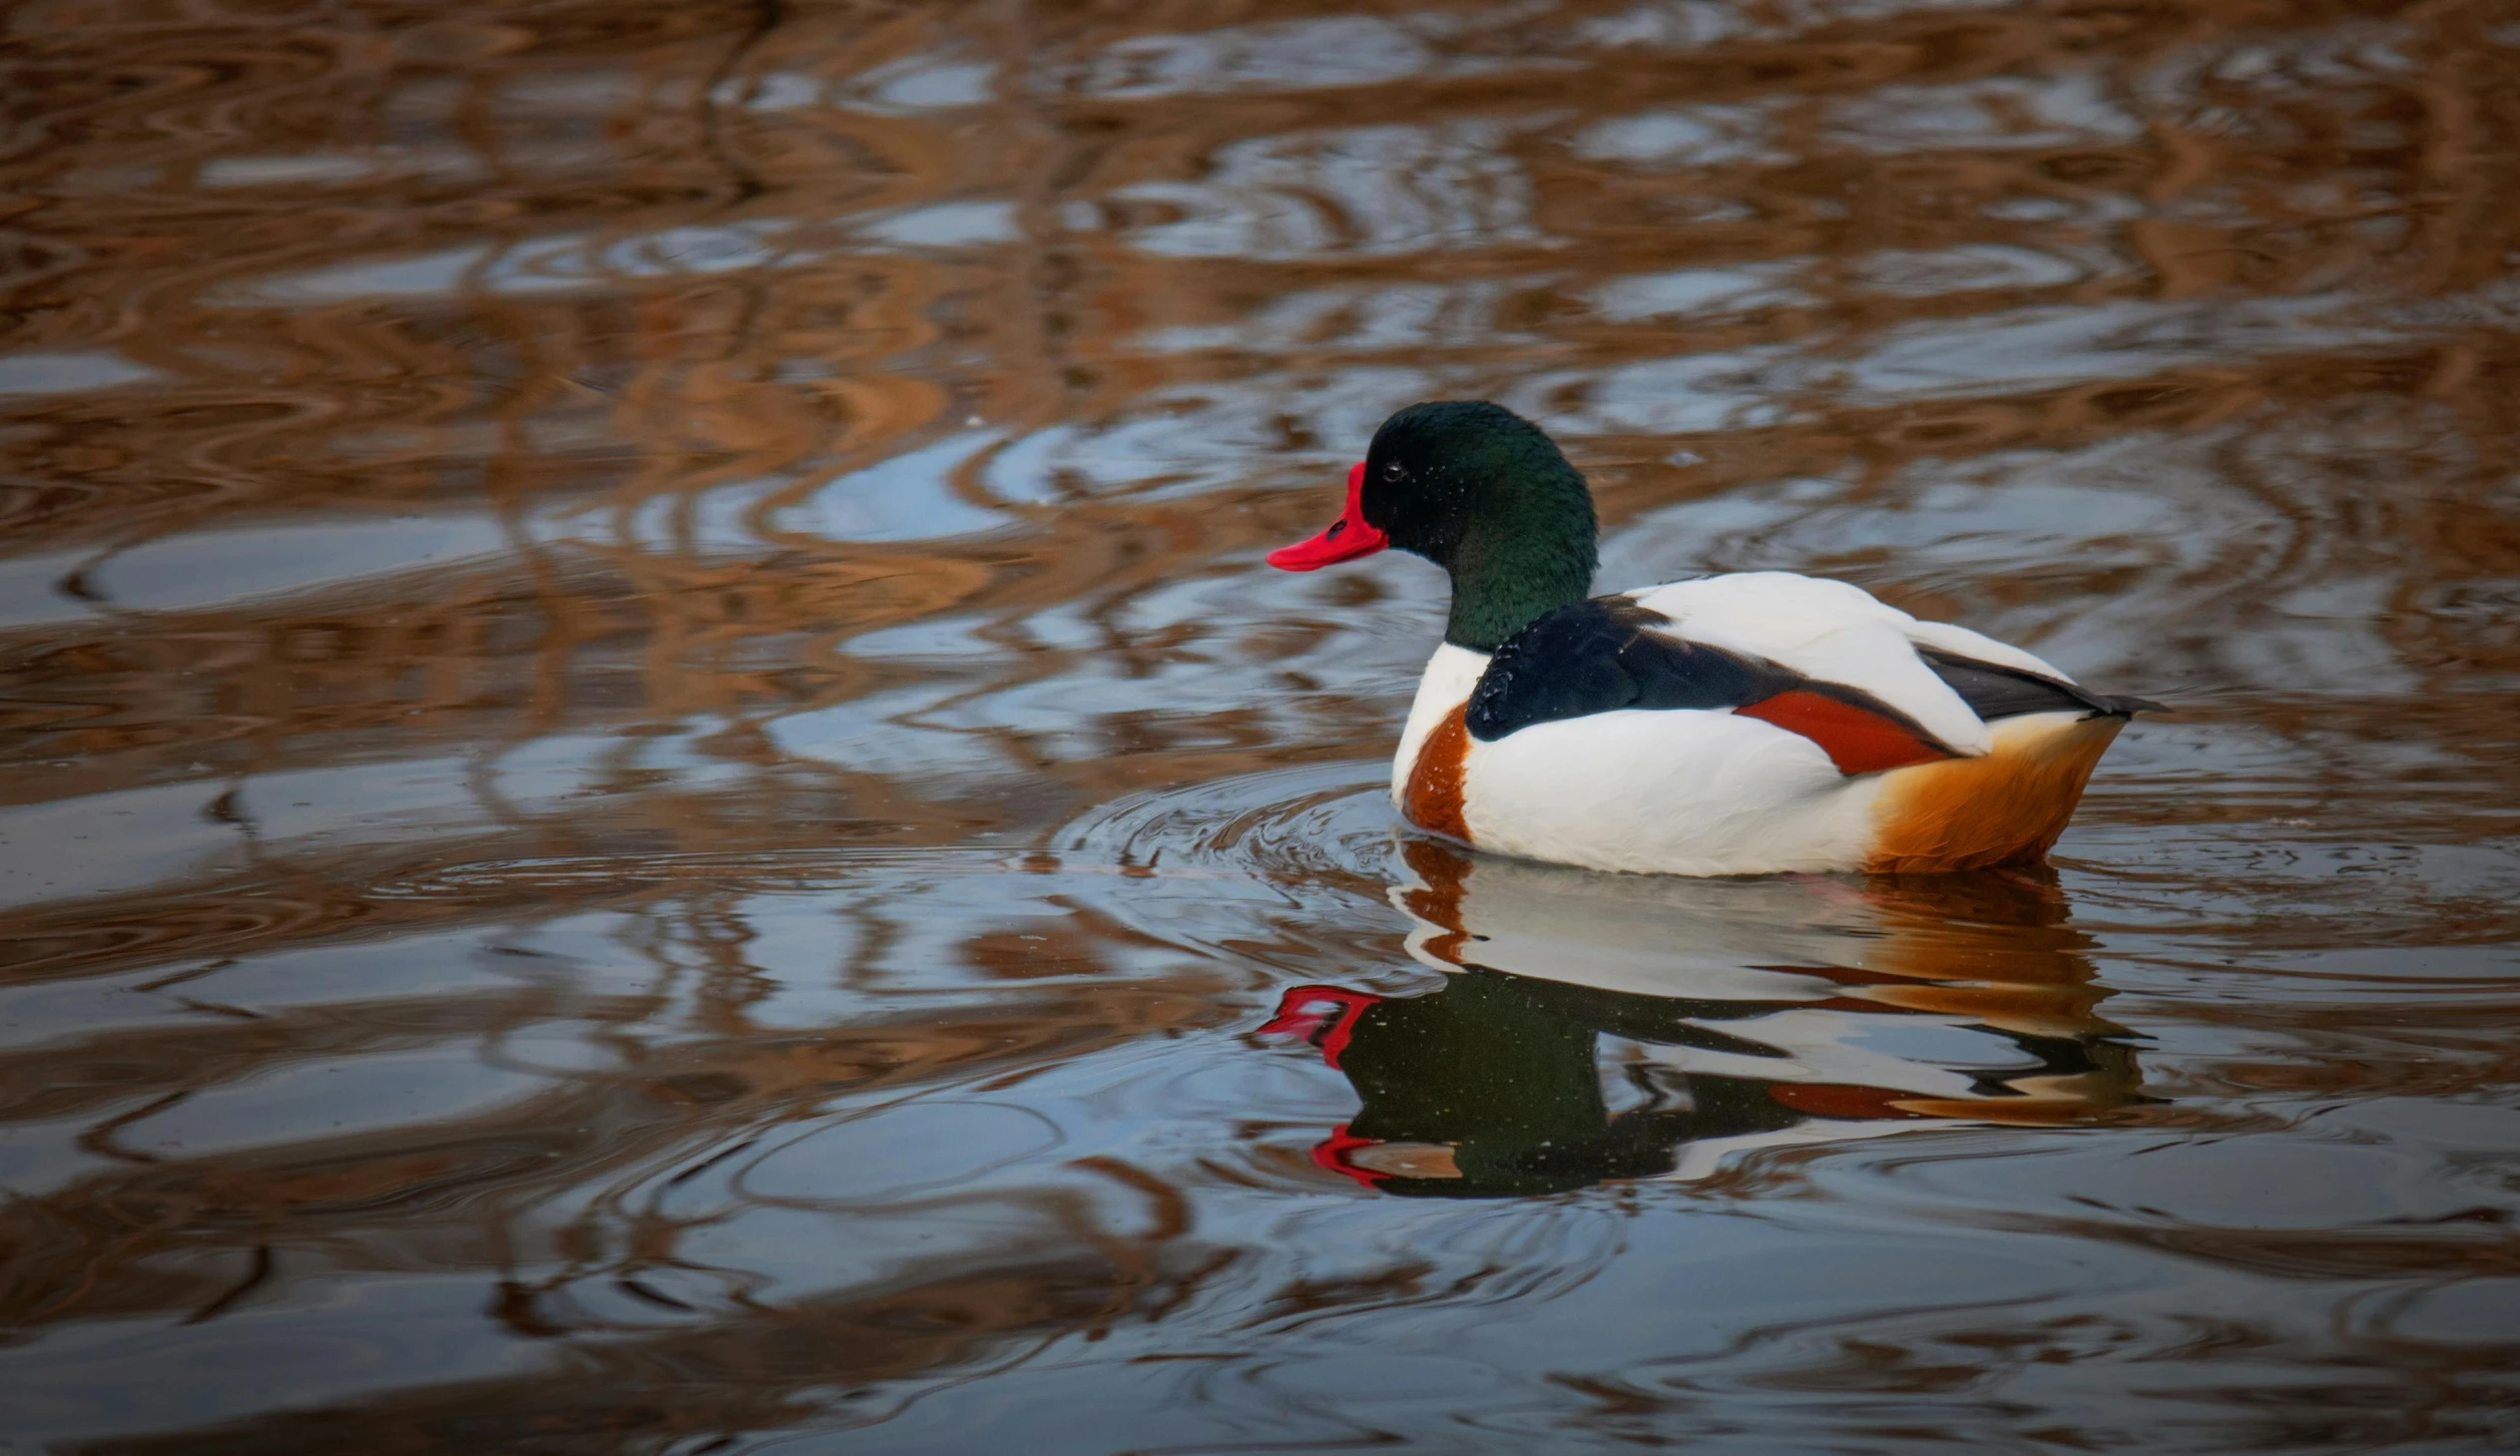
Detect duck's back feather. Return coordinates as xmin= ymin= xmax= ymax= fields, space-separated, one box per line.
xmin=1915 ymin=648 xmax=2164 ymax=722
xmin=1464 ymin=596 xmax=1961 ymax=775
xmin=1466 ymin=598 xmax=1882 ymax=734
xmin=1626 ymin=574 xmax=1996 ymax=754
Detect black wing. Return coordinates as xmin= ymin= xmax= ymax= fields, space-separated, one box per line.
xmin=1463 ymin=598 xmax=1798 ymax=742
xmin=1916 ymin=647 xmax=2165 ymax=722
xmin=1463 ymin=598 xmax=2162 ymax=748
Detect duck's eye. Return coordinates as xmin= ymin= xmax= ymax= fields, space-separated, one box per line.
xmin=1381 ymin=460 xmax=1406 ymax=482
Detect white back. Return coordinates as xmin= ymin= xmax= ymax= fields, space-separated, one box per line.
xmin=1897 ymin=618 xmax=2076 ymax=683
xmin=1626 ymin=573 xmax=1999 ymax=754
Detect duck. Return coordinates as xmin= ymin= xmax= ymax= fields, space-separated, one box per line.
xmin=1266 ymin=400 xmax=2160 ymax=876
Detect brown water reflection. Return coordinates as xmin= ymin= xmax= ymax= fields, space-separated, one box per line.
xmin=3 ymin=0 xmax=2518 ymax=1449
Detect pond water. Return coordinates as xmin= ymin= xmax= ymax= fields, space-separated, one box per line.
xmin=3 ymin=0 xmax=2518 ymax=1450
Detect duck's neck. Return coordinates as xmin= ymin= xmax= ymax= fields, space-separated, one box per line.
xmin=1441 ymin=490 xmax=1598 ymax=654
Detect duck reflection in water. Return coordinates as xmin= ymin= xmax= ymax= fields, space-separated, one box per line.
xmin=1260 ymin=842 xmax=2148 ymax=1198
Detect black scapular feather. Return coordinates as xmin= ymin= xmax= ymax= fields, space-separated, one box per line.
xmin=1465 ymin=599 xmax=1791 ymax=741
xmin=1915 ymin=648 xmax=2166 ymax=722
xmin=1463 ymin=601 xmax=2166 ymax=743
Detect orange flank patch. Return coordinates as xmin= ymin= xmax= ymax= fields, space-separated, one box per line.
xmin=1866 ymin=714 xmax=2126 ymax=873
xmin=1735 ymin=690 xmax=1952 ymax=775
xmin=1401 ymin=705 xmax=1474 ymax=844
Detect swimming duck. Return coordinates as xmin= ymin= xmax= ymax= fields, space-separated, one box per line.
xmin=1267 ymin=401 xmax=2159 ymax=875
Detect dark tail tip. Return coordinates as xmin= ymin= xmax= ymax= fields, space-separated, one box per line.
xmin=2090 ymin=695 xmax=2169 ymax=718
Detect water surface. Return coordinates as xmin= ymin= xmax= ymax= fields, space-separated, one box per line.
xmin=4 ymin=0 xmax=2519 ymax=1450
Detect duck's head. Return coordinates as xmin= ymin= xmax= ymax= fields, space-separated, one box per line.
xmin=1267 ymin=400 xmax=1599 ymax=652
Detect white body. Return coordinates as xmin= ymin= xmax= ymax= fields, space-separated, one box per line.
xmin=1392 ymin=572 xmax=2108 ymax=876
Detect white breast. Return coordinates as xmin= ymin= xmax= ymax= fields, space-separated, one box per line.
xmin=1389 ymin=642 xmax=1488 ymax=806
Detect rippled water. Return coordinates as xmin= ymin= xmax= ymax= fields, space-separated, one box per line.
xmin=3 ymin=0 xmax=2518 ymax=1450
